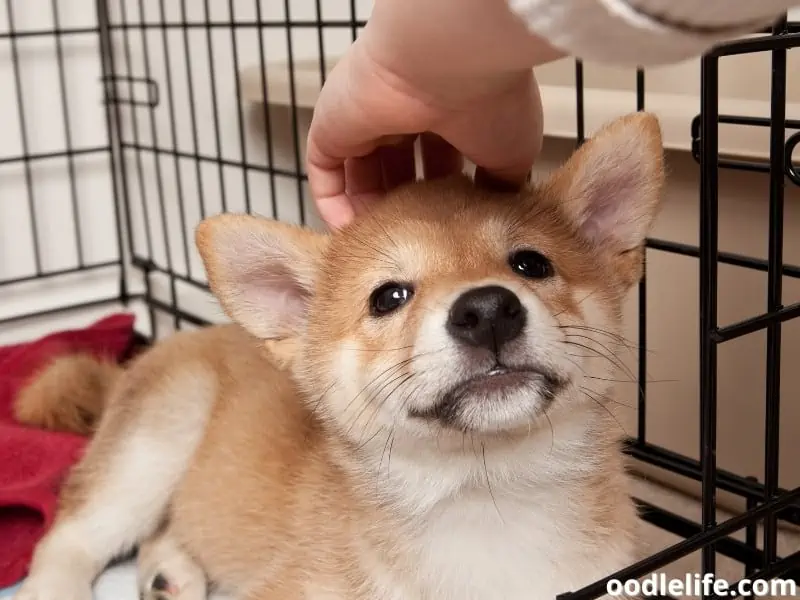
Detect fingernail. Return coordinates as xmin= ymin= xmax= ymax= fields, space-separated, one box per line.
xmin=324 ymin=208 xmax=354 ymax=230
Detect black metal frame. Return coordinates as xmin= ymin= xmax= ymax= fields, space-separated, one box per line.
xmin=561 ymin=18 xmax=800 ymax=600
xmin=0 ymin=2 xmax=798 ymax=599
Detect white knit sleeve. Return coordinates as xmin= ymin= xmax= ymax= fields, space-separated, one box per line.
xmin=508 ymin=0 xmax=797 ymax=66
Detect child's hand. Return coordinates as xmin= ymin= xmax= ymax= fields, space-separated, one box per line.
xmin=305 ymin=0 xmax=559 ymax=229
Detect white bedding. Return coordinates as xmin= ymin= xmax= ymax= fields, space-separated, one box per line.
xmin=0 ymin=561 xmax=232 ymax=600
xmin=0 ymin=561 xmax=139 ymax=600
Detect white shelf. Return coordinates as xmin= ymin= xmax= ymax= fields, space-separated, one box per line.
xmin=240 ymin=60 xmax=332 ymax=110
xmin=240 ymin=61 xmax=799 ymax=163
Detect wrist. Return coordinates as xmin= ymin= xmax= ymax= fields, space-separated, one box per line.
xmin=360 ymin=0 xmax=562 ymax=104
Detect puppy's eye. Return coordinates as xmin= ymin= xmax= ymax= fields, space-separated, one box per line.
xmin=370 ymin=282 xmax=414 ymax=316
xmin=509 ymin=249 xmax=554 ymax=279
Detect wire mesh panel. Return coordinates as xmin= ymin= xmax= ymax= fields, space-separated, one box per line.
xmin=558 ymin=20 xmax=800 ymax=600
xmin=693 ymin=18 xmax=800 ymax=591
xmin=100 ymin=0 xmax=370 ymax=338
xmin=0 ymin=0 xmax=125 ymax=334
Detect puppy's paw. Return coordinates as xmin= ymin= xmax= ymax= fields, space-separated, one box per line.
xmin=140 ymin=572 xmax=206 ymax=600
xmin=13 ymin=571 xmax=92 ymax=600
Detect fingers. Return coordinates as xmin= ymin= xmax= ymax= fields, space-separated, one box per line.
xmin=345 ymin=137 xmax=421 ymax=217
xmin=305 ymin=83 xmax=420 ymax=229
xmin=306 ymin=59 xmax=543 ymax=229
xmin=306 ymin=129 xmax=365 ymax=230
xmin=309 ymin=113 xmax=533 ymax=229
xmin=305 ymin=59 xmax=388 ymax=229
xmin=308 ymin=128 xmax=421 ymax=229
xmin=305 ymin=161 xmax=352 ymax=229
xmin=305 ymin=43 xmax=427 ymax=230
xmin=313 ymin=192 xmax=356 ymax=231
xmin=305 ymin=153 xmax=354 ymax=230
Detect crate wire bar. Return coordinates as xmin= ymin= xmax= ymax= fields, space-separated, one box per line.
xmin=0 ymin=2 xmax=798 ymax=599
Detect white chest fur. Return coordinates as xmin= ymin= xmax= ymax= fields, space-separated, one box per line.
xmin=426 ymin=493 xmax=628 ymax=598
xmin=363 ymin=488 xmax=633 ymax=600
xmin=356 ymin=421 xmax=636 ymax=600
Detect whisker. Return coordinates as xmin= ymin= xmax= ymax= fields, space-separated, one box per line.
xmin=562 ymin=338 xmax=637 ymax=383
xmin=363 ymin=373 xmax=417 ymax=438
xmin=375 ymin=380 xmax=426 ymax=487
xmin=331 ymin=252 xmax=398 ymax=272
xmin=369 ymin=216 xmax=402 ymax=255
xmin=340 ymin=345 xmax=416 ymax=353
xmin=563 ymin=339 xmax=630 ymax=375
xmin=353 ymin=354 xmax=438 ymax=449
xmin=357 ymin=425 xmax=389 ymax=453
xmin=579 ymin=387 xmax=631 ymax=433
xmin=347 ymin=371 xmax=414 ymax=440
xmin=580 ymin=385 xmax=635 ymax=410
xmin=542 ymin=411 xmax=555 ymax=456
xmin=584 ymin=374 xmax=678 ymax=385
xmin=564 ymin=351 xmax=602 ymax=359
xmin=564 ymin=339 xmax=641 ymax=398
xmin=558 ymin=324 xmax=643 ymax=350
xmin=347 ymin=229 xmax=401 ymax=270
xmin=341 ymin=353 xmax=428 ymax=426
xmin=332 ymin=251 xmax=396 ymax=265
xmin=308 ymin=380 xmax=338 ymax=414
xmin=386 ymin=434 xmax=396 ymax=481
xmin=481 ymin=442 xmax=504 ymax=524
xmin=344 ymin=348 xmax=444 ymax=433
xmin=377 ymin=428 xmax=394 ymax=489
xmin=552 ymin=289 xmax=599 ymax=319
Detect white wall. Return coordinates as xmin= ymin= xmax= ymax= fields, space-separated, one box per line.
xmin=0 ymin=0 xmax=120 ymax=333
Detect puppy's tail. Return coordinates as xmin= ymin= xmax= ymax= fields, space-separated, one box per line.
xmin=13 ymin=353 xmax=124 ymax=436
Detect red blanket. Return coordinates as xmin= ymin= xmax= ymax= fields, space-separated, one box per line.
xmin=0 ymin=313 xmax=135 ymax=588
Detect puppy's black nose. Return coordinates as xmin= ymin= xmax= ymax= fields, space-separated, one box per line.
xmin=447 ymin=285 xmax=526 ymax=351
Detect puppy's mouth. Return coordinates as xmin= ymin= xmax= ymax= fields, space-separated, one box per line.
xmin=452 ymin=365 xmax=537 ymax=396
xmin=409 ymin=364 xmax=566 ymax=428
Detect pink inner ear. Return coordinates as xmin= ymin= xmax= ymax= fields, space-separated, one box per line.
xmin=204 ymin=221 xmax=320 ymax=339
xmin=579 ymin=166 xmax=642 ymax=247
xmin=239 ymin=262 xmax=310 ymax=328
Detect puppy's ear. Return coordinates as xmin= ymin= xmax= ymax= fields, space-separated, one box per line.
xmin=196 ymin=215 xmax=328 ymax=339
xmin=547 ymin=112 xmax=665 ymax=253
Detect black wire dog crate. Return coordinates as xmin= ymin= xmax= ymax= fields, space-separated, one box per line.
xmin=0 ymin=1 xmax=799 ymax=598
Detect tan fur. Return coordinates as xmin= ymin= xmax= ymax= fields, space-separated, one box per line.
xmin=14 ymin=354 xmax=123 ymax=435
xmin=15 ymin=113 xmax=663 ymax=600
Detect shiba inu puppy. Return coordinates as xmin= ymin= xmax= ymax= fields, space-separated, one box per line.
xmin=13 ymin=112 xmax=663 ymax=600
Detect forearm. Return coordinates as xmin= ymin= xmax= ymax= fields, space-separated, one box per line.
xmin=361 ymin=0 xmax=797 ymax=87
xmin=359 ymin=0 xmax=564 ymax=107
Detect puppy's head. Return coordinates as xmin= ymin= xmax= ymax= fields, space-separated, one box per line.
xmin=197 ymin=113 xmax=663 ymax=444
